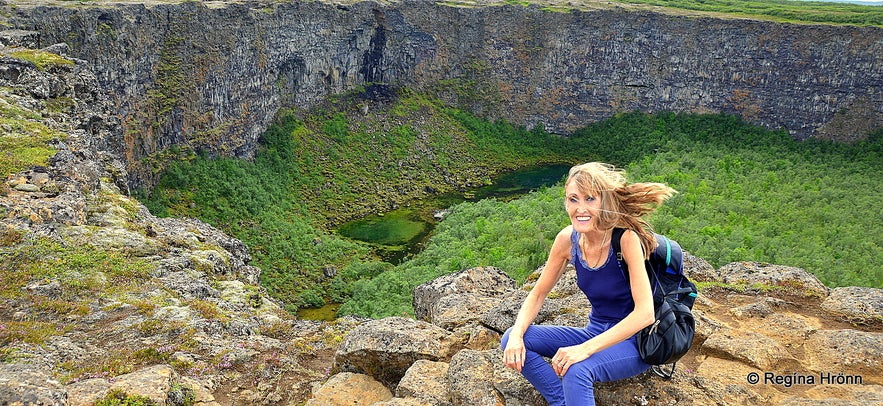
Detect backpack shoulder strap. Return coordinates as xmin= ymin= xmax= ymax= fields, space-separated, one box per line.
xmin=613 ymin=229 xmax=671 ymax=296
xmin=611 ymin=227 xmax=631 ymax=283
xmin=611 ymin=228 xmax=627 ymax=263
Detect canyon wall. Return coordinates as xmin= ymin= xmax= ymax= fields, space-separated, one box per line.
xmin=5 ymin=0 xmax=881 ymax=189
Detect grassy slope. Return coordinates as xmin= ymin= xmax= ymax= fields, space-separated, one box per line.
xmin=491 ymin=0 xmax=883 ymax=27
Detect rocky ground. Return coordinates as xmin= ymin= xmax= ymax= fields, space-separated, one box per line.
xmin=322 ymin=264 xmax=881 ymax=405
xmin=0 ymin=33 xmax=880 ymax=406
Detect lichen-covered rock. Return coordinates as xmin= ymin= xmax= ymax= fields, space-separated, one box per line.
xmin=446 ymin=350 xmax=505 ymax=406
xmin=481 ymin=266 xmax=589 ymax=333
xmin=821 ymin=286 xmax=883 ymax=325
xmin=0 ymin=364 xmax=66 ymax=406
xmin=804 ymin=329 xmax=883 ymax=384
xmin=334 ymin=317 xmax=463 ymax=387
xmin=396 ymin=360 xmax=452 ymax=406
xmin=702 ymin=329 xmax=795 ymax=370
xmin=413 ymin=266 xmax=517 ymax=321
xmin=431 ymin=293 xmax=501 ymax=330
xmin=713 ymin=262 xmax=830 ymax=296
xmin=306 ymin=372 xmax=393 ymax=406
xmin=682 ymin=251 xmax=718 ymax=282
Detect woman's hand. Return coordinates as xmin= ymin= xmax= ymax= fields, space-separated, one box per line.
xmin=503 ymin=335 xmax=527 ymax=372
xmin=551 ymin=343 xmax=592 ymax=377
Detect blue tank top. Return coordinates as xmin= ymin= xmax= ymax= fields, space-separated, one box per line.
xmin=570 ymin=230 xmax=634 ymax=323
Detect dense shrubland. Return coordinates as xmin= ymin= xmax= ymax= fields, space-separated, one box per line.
xmin=342 ymin=113 xmax=882 ymax=317
xmin=139 ymin=88 xmax=881 ymax=318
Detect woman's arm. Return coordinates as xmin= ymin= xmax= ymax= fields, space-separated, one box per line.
xmin=551 ymin=229 xmax=655 ymax=376
xmin=503 ymin=226 xmax=573 ymax=372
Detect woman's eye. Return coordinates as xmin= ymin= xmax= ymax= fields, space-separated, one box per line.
xmin=586 ymin=196 xmax=596 ymax=202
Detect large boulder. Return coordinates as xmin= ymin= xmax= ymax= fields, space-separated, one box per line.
xmin=413 ymin=266 xmax=517 ymax=321
xmin=481 ymin=265 xmax=590 ymax=334
xmin=0 ymin=364 xmax=66 ymax=406
xmin=446 ymin=350 xmax=505 ymax=406
xmin=712 ymin=262 xmax=830 ymax=296
xmin=702 ymin=330 xmax=795 ymax=370
xmin=306 ymin=372 xmax=392 ymax=406
xmin=821 ymin=286 xmax=883 ymax=325
xmin=804 ymin=329 xmax=883 ymax=385
xmin=396 ymin=360 xmax=452 ymax=406
xmin=334 ymin=317 xmax=463 ymax=388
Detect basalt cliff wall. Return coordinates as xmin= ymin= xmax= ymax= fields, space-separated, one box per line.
xmin=3 ymin=0 xmax=882 ymax=189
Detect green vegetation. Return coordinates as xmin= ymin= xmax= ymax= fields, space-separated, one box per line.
xmin=94 ymin=389 xmax=158 ymax=406
xmin=0 ymin=233 xmax=156 ymax=346
xmin=0 ymin=96 xmax=65 ymax=178
xmin=339 ymin=187 xmax=569 ymax=317
xmin=0 ymin=236 xmax=155 ymax=302
xmin=141 ymin=88 xmax=881 ymax=318
xmin=340 ymin=112 xmax=881 ymax=317
xmin=616 ymin=0 xmax=883 ymax=27
xmin=459 ymin=0 xmax=883 ymax=27
xmin=138 ymin=89 xmax=581 ymax=312
xmin=8 ymin=49 xmax=74 ymax=71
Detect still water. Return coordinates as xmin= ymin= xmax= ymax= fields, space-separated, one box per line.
xmin=336 ymin=164 xmax=571 ymax=263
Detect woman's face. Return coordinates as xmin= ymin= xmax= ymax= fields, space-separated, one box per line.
xmin=565 ymin=182 xmax=602 ymax=233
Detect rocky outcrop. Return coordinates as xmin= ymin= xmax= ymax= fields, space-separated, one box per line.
xmin=322 ymin=261 xmax=883 ymax=405
xmin=2 ymin=1 xmax=880 ymax=189
xmin=0 ymin=44 xmax=353 ymax=405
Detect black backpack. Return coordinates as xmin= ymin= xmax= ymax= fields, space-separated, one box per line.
xmin=611 ymin=228 xmax=698 ymax=379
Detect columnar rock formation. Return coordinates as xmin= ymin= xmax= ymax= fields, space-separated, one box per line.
xmin=2 ymin=0 xmax=881 ymax=189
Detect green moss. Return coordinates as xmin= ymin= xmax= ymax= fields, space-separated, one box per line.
xmin=185 ymin=299 xmax=229 ymax=322
xmin=0 ymin=346 xmax=26 ymax=363
xmin=59 ymin=345 xmax=176 ymax=385
xmin=0 ymin=236 xmax=154 ymax=300
xmin=0 ymin=321 xmax=63 ymax=345
xmin=45 ymin=97 xmax=76 ymax=113
xmin=8 ymin=49 xmax=74 ymax=71
xmin=0 ymin=97 xmax=64 ymax=177
xmin=94 ymin=389 xmax=157 ymax=406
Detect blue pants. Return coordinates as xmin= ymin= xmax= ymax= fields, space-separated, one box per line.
xmin=501 ymin=319 xmax=650 ymax=406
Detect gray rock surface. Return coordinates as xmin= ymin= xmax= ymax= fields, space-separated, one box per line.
xmin=334 ymin=317 xmax=464 ymax=388
xmin=821 ymin=286 xmax=883 ymax=325
xmin=413 ymin=266 xmax=517 ymax=322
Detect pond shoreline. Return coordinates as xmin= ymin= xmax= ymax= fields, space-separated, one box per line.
xmin=337 ymin=164 xmax=571 ymax=263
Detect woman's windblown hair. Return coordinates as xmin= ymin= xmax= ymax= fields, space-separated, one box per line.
xmin=565 ymin=162 xmax=676 ymax=257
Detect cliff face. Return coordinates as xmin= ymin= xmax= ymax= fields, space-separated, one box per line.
xmin=3 ymin=1 xmax=881 ymax=189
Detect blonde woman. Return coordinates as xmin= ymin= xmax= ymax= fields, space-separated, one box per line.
xmin=501 ymin=162 xmax=676 ymax=405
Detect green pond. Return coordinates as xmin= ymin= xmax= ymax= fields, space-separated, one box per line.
xmin=298 ymin=164 xmax=571 ymax=321
xmin=337 ymin=164 xmax=571 ymax=262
